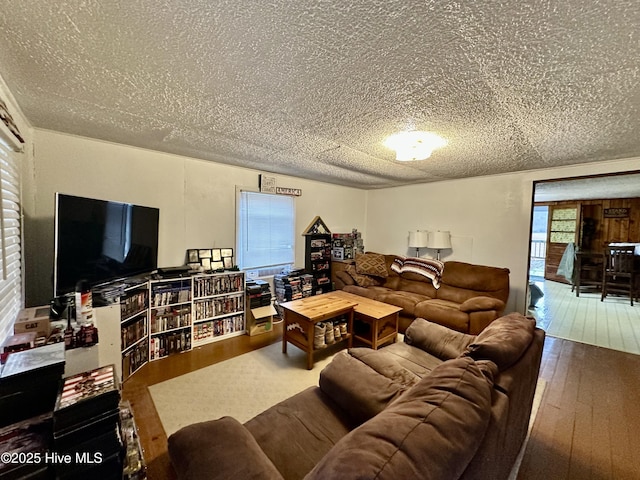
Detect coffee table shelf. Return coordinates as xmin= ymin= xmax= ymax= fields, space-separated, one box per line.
xmin=280 ymin=295 xmax=356 ymax=369
xmin=329 ymin=291 xmax=402 ymax=350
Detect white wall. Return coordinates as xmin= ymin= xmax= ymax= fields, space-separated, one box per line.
xmin=366 ymin=157 xmax=640 ymax=313
xmin=22 ymin=128 xmax=640 ymax=314
xmin=24 ymin=129 xmax=367 ymax=306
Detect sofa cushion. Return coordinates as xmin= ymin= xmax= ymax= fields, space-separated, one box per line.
xmin=373 ymin=342 xmax=444 ymax=378
xmin=344 ymin=264 xmax=383 ymax=287
xmin=319 ymin=351 xmax=416 ymax=424
xmin=355 ymin=252 xmax=389 ymax=278
xmin=346 ymin=348 xmax=422 ymax=387
xmin=343 ymin=284 xmax=393 ymax=300
xmin=377 ymin=291 xmax=430 ymax=316
xmin=305 ymin=357 xmax=495 ymax=480
xmin=404 ymin=318 xmax=475 ymax=360
xmin=397 ymin=275 xmax=437 ymax=297
xmin=414 ymin=299 xmax=471 ymax=332
xmin=245 ymin=387 xmax=355 ymax=480
xmin=168 ymin=416 xmax=284 ymax=480
xmin=438 ymin=261 xmax=510 ymax=303
xmin=463 ymin=312 xmax=536 ymax=371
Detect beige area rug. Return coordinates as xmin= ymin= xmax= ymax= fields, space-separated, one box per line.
xmin=149 ymin=342 xmax=338 ymax=436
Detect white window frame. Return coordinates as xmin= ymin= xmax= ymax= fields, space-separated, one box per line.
xmin=236 ymin=188 xmax=295 ymax=276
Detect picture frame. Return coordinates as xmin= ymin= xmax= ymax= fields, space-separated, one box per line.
xmin=211 ymin=260 xmax=224 ymax=271
xmin=190 ymin=247 xmax=234 ymax=270
xmin=187 ymin=249 xmax=199 ymax=263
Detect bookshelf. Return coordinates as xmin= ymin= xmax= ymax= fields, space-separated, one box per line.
xmin=105 ymin=272 xmax=245 ymax=381
xmin=192 ymin=272 xmax=246 ymax=347
xmin=120 ymin=283 xmax=150 ymax=381
xmin=302 ymin=216 xmax=333 ymax=295
xmin=305 ymin=233 xmax=333 ymax=295
xmin=149 ymin=278 xmax=192 ymax=361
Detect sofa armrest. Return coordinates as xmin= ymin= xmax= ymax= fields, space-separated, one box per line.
xmin=335 ymin=270 xmax=355 ymax=289
xmin=404 ymin=318 xmax=475 ymax=359
xmin=459 ymin=296 xmax=505 ymax=313
xmin=168 ymin=417 xmax=284 ymax=480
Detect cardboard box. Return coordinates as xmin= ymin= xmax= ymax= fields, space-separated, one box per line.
xmin=14 ymin=306 xmax=51 ymax=338
xmin=248 ymin=305 xmax=277 ymax=336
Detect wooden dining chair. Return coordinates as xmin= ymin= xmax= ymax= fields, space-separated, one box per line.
xmin=601 ymin=246 xmax=637 ymax=306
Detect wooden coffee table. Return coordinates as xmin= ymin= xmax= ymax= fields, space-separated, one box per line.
xmin=280 ymin=294 xmax=357 ymax=369
xmin=328 ymin=291 xmax=402 ymax=349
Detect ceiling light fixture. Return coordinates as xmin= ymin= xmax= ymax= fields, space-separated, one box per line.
xmin=383 ymin=131 xmax=447 ymax=161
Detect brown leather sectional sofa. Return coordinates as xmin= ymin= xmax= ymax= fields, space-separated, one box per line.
xmin=168 ymin=314 xmax=545 ymax=480
xmin=334 ymin=253 xmax=510 ymax=334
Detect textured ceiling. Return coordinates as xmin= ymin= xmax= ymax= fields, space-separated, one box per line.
xmin=0 ymin=1 xmax=639 ymax=188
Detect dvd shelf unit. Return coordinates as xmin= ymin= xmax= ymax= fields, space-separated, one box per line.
xmin=305 ymin=233 xmax=333 ymax=295
xmin=120 ymin=283 xmax=150 ymax=381
xmin=192 ymin=272 xmax=246 ymax=347
xmin=149 ymin=278 xmax=192 ymax=361
xmin=109 ymin=271 xmax=245 ymax=381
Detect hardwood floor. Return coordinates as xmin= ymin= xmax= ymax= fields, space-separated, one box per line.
xmin=517 ymin=336 xmax=640 ymax=480
xmin=123 ymin=321 xmax=640 ymax=480
xmin=530 ymin=279 xmax=640 ymax=355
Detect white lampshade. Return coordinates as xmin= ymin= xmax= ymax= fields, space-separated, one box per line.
xmin=428 ymin=231 xmax=452 ymax=250
xmin=408 ymin=231 xmax=429 ymax=248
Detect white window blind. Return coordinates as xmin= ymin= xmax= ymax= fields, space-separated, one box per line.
xmin=0 ymin=140 xmax=22 ymax=344
xmin=237 ymin=190 xmax=295 ymax=271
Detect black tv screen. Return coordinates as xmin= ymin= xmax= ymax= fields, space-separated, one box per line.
xmin=54 ymin=193 xmax=159 ymax=296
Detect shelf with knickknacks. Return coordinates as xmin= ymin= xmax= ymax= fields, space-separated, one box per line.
xmin=303 ymin=216 xmax=333 ymax=295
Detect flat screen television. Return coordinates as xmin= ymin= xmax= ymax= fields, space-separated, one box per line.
xmin=54 ymin=193 xmax=160 ymax=296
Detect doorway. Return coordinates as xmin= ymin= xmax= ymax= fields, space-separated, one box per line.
xmin=529 ymin=206 xmax=548 ymax=280
xmin=527 ymin=172 xmax=640 ymax=355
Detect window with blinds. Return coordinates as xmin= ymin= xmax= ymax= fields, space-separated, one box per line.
xmin=237 ymin=190 xmax=295 ymax=273
xmin=0 ymin=140 xmax=22 ymax=344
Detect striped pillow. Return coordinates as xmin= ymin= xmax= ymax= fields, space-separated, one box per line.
xmin=391 ymin=256 xmax=444 ymax=289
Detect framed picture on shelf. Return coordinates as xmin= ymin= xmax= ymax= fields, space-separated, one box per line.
xmin=198 ymin=249 xmax=212 ymax=259
xmin=201 ymin=258 xmax=211 ymax=271
xmin=187 ymin=249 xmax=199 ymax=263
xmin=211 ymin=261 xmax=224 ymax=271
xmin=221 ymin=248 xmax=233 ymax=258
xmin=223 ymin=257 xmax=233 ymax=269
xmin=211 ymin=248 xmax=222 ymax=261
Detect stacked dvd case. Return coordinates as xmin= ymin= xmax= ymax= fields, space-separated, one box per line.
xmin=52 ymin=364 xmax=123 ymax=479
xmin=331 ymin=229 xmax=364 ymax=260
xmin=0 ymin=342 xmax=66 ymax=427
xmin=0 ymin=413 xmax=53 ymax=479
xmin=273 ymin=270 xmax=314 ymax=317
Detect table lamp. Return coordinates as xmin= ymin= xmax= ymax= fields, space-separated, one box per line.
xmin=408 ymin=230 xmax=429 ymax=257
xmin=428 ymin=231 xmax=452 ymax=260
